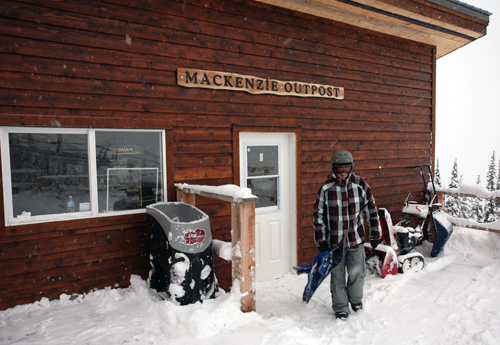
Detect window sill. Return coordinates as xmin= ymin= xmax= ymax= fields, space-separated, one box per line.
xmin=5 ymin=208 xmax=147 ymax=228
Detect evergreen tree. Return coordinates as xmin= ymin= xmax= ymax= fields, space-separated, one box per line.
xmin=443 ymin=159 xmax=463 ymax=218
xmin=484 ymin=151 xmax=497 ymax=222
xmin=459 ymin=174 xmax=471 ymax=219
xmin=435 ymin=159 xmax=442 ymax=188
xmin=496 ymin=158 xmax=500 ymax=221
xmin=470 ymin=175 xmax=484 ymax=223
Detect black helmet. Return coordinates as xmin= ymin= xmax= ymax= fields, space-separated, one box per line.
xmin=330 ymin=150 xmax=353 ymax=167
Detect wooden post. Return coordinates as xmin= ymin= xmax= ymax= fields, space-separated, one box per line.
xmin=176 ymin=189 xmax=196 ymax=206
xmin=436 ymin=191 xmax=444 ymax=206
xmin=231 ymin=202 xmax=256 ymax=312
xmin=175 ymin=184 xmax=258 ymax=312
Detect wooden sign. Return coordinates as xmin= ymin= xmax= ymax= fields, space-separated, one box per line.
xmin=177 ymin=68 xmax=344 ymax=99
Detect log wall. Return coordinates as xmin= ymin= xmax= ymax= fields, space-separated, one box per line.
xmin=0 ymin=0 xmax=436 ymax=309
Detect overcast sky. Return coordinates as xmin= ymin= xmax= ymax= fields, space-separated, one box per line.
xmin=436 ymin=0 xmax=500 ymax=186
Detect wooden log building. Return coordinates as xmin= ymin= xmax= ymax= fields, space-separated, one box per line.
xmin=0 ymin=0 xmax=490 ymax=310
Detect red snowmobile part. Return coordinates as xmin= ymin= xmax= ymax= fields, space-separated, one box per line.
xmin=364 ymin=209 xmax=400 ymax=278
xmin=372 ymin=208 xmax=398 ymax=277
xmin=364 ymin=244 xmax=398 ymax=278
xmin=379 ymin=208 xmax=399 ymax=254
xmin=377 ymin=245 xmax=398 ymax=278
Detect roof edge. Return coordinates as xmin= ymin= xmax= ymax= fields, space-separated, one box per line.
xmin=426 ymin=0 xmax=491 ymax=22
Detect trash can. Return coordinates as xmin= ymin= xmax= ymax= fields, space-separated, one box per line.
xmin=147 ymin=202 xmax=218 ymax=305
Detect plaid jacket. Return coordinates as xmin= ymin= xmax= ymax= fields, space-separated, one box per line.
xmin=313 ymin=173 xmax=381 ymax=250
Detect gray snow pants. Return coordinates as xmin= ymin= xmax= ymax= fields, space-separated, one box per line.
xmin=330 ymin=244 xmax=366 ymax=314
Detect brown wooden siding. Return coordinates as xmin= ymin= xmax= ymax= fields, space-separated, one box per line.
xmin=0 ymin=0 xmax=437 ymax=309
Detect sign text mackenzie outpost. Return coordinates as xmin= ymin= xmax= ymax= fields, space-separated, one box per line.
xmin=177 ymin=68 xmax=344 ymax=100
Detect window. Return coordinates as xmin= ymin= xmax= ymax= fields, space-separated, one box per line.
xmin=1 ymin=128 xmax=166 ymax=225
xmin=95 ymin=131 xmax=163 ymax=213
xmin=244 ymin=143 xmax=280 ymax=212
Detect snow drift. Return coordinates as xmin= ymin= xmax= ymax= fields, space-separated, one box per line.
xmin=1 ymin=227 xmax=500 ymax=345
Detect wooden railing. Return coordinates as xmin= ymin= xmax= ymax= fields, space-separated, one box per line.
xmin=436 ymin=189 xmax=500 ymax=234
xmin=175 ymin=184 xmax=259 ymax=312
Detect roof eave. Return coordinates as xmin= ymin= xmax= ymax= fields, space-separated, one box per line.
xmin=255 ymin=0 xmax=491 ymax=58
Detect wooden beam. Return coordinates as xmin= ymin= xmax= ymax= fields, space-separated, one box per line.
xmin=231 ymin=202 xmax=256 ymax=312
xmin=176 ymin=189 xmax=196 ymax=206
xmin=436 ymin=191 xmax=500 ymax=201
xmin=447 ymin=221 xmax=500 ymax=235
xmin=436 ymin=191 xmax=500 ymax=234
xmin=175 ymin=185 xmax=258 ymax=312
xmin=175 ymin=185 xmax=259 ymax=205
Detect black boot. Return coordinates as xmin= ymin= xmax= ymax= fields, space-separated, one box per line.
xmin=335 ymin=311 xmax=349 ymax=320
xmin=351 ymin=302 xmax=363 ymax=312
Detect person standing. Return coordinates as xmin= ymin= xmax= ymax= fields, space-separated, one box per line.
xmin=312 ymin=150 xmax=381 ymax=320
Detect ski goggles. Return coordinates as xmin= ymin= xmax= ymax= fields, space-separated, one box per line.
xmin=333 ymin=166 xmax=352 ymax=175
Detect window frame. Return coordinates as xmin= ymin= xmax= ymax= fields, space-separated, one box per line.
xmin=243 ymin=141 xmax=281 ymax=214
xmin=1 ymin=127 xmax=167 ymax=226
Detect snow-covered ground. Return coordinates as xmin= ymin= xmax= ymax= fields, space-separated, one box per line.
xmin=1 ymin=227 xmax=500 ymax=345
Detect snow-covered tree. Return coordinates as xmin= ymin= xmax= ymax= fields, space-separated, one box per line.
xmin=470 ymin=175 xmax=485 ymax=223
xmin=443 ymin=159 xmax=463 ymax=218
xmin=435 ymin=159 xmax=442 ymax=188
xmin=459 ymin=174 xmax=471 ymax=219
xmin=496 ymin=158 xmax=500 ymax=221
xmin=484 ymin=152 xmax=497 ymax=222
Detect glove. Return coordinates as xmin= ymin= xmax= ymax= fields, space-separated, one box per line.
xmin=318 ymin=242 xmax=329 ymax=252
xmin=371 ymin=239 xmax=381 ymax=250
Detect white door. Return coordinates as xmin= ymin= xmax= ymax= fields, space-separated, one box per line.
xmin=240 ymin=132 xmax=296 ymax=282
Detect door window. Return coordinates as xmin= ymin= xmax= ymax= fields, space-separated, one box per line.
xmin=245 ymin=144 xmax=280 ymax=211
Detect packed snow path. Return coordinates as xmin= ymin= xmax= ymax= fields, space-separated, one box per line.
xmin=1 ymin=227 xmax=499 ymax=345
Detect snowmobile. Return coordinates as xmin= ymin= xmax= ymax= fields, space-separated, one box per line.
xmin=365 ymin=164 xmax=455 ymax=278
xmin=365 ymin=207 xmax=425 ymax=277
xmin=398 ymin=164 xmax=454 ymax=257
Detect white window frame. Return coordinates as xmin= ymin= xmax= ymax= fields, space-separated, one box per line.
xmin=243 ymin=142 xmax=281 ymax=214
xmin=1 ymin=127 xmax=167 ymax=226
